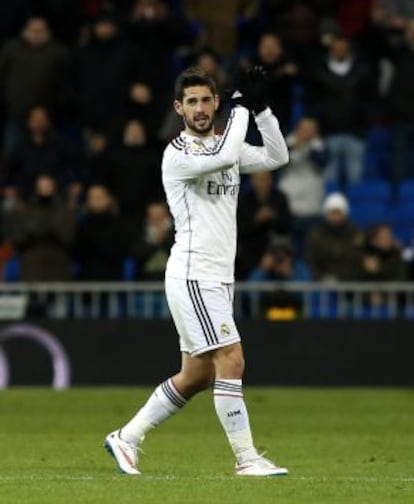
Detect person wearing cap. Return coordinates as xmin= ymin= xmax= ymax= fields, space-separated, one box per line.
xmin=305 ymin=192 xmax=363 ymax=281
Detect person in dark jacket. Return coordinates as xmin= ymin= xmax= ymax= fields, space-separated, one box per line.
xmin=306 ymin=192 xmax=363 ymax=281
xmin=360 ymin=223 xmax=406 ymax=307
xmin=128 ymin=0 xmax=193 ymax=93
xmin=310 ymin=35 xmax=375 ymax=185
xmin=75 ymin=184 xmax=131 ymax=281
xmin=72 ymin=13 xmax=148 ymax=132
xmin=101 ymin=120 xmax=162 ymax=226
xmin=361 ymin=224 xmax=406 ymax=282
xmin=133 ymin=201 xmax=173 ymax=281
xmin=387 ymin=21 xmax=414 ymax=184
xmin=248 ymin=235 xmax=303 ymax=319
xmin=237 ymin=171 xmax=292 ymax=279
xmin=127 ymin=0 xmax=194 ymax=132
xmin=253 ymin=32 xmax=299 ymax=132
xmin=5 ymin=106 xmax=83 ymax=199
xmin=0 ymin=16 xmax=69 ymax=155
xmin=7 ymin=174 xmax=76 ymax=281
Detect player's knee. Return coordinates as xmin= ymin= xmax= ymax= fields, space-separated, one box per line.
xmin=194 ymin=372 xmax=214 ymax=391
xmin=213 ymin=344 xmax=245 ymax=378
xmin=176 ymin=369 xmax=214 ymax=396
xmin=229 ymin=353 xmax=245 ymax=377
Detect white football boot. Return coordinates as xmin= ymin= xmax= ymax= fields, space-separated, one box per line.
xmin=235 ymin=455 xmax=288 ymax=477
xmin=104 ymin=430 xmax=142 ymax=475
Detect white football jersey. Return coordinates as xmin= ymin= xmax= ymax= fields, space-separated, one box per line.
xmin=162 ymin=106 xmax=289 ymax=283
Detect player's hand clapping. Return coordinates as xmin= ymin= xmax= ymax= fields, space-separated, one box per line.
xmin=230 ymin=66 xmax=270 ymax=115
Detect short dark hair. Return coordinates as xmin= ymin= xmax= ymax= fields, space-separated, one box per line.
xmin=174 ymin=66 xmax=217 ymax=101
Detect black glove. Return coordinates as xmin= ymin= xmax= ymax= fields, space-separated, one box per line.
xmin=247 ymin=66 xmax=269 ymax=114
xmin=231 ymin=66 xmax=269 ymax=114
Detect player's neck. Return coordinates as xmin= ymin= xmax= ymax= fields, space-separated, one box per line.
xmin=184 ymin=126 xmax=215 ymax=138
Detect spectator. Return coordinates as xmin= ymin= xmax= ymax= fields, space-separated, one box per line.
xmin=75 ymin=184 xmax=130 ymax=280
xmin=337 ymin=0 xmax=373 ymax=41
xmin=249 ymin=236 xmax=296 ymax=283
xmin=134 ymin=201 xmax=173 ymax=281
xmin=279 ymin=117 xmax=328 ymax=245
xmin=5 ymin=106 xmax=83 ymax=199
xmin=103 ymin=120 xmax=163 ymax=226
xmin=310 ymin=35 xmax=376 ymax=186
xmin=270 ymin=1 xmax=321 ymax=51
xmin=371 ymin=0 xmax=414 ymax=34
xmin=237 ymin=171 xmax=292 ymax=278
xmin=254 ymin=32 xmax=299 ymax=132
xmin=72 ymin=12 xmax=147 ymax=132
xmin=0 ymin=17 xmax=69 ymax=155
xmin=361 ymin=224 xmax=406 ymax=282
xmin=84 ymin=129 xmax=111 ymax=185
xmin=196 ymin=48 xmax=230 ymax=91
xmin=387 ymin=21 xmax=414 ymax=184
xmin=7 ymin=174 xmax=76 ymax=281
xmin=236 ymin=0 xmax=263 ymax=56
xmin=360 ymin=223 xmax=406 ymax=308
xmin=32 ymin=0 xmax=84 ymax=45
xmin=248 ymin=235 xmax=303 ymax=319
xmin=128 ymin=0 xmax=194 ymax=119
xmin=306 ymin=193 xmax=363 ymax=281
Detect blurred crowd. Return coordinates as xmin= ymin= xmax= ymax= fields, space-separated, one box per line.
xmin=0 ymin=0 xmax=414 ymax=311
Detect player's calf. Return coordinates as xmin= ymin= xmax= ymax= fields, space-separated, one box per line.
xmin=211 ymin=343 xmax=288 ymax=476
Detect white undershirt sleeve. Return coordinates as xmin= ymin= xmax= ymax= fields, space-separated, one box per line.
xmin=165 ymin=106 xmax=249 ymax=180
xmin=239 ymin=107 xmax=289 ymax=174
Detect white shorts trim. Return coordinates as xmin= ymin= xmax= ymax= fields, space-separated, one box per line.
xmin=165 ymin=277 xmax=241 ymax=356
xmin=190 ymin=337 xmax=241 ymax=357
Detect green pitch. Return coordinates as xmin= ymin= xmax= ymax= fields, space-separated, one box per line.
xmin=1 ymin=388 xmax=413 ymax=504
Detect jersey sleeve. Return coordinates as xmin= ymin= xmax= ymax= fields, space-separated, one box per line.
xmin=239 ymin=108 xmax=289 ymax=174
xmin=162 ymin=106 xmax=249 ymax=181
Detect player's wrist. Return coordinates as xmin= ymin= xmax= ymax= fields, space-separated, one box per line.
xmin=230 ymin=90 xmax=248 ymax=109
xmin=253 ymin=106 xmax=272 ymax=119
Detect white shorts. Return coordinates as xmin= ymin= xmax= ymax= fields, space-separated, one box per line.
xmin=165 ymin=277 xmax=241 ymax=356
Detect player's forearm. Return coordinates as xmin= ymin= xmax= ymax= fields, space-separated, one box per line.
xmin=253 ymin=108 xmax=289 ymax=171
xmin=191 ymin=106 xmax=249 ymax=176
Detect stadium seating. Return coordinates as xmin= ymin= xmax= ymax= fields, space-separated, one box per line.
xmin=3 ymin=256 xmax=20 ymax=282
xmin=346 ymin=181 xmax=392 ymax=205
xmin=350 ymin=202 xmax=389 ymax=227
xmin=393 ymin=226 xmax=414 ymax=247
xmin=391 ymin=203 xmax=414 ymax=226
xmin=390 ymin=203 xmax=414 ymax=246
xmin=363 ymin=127 xmax=392 ymax=180
xmin=398 ymin=180 xmax=414 ymax=203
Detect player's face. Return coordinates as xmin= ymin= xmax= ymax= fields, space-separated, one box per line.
xmin=174 ymin=86 xmax=219 ymax=136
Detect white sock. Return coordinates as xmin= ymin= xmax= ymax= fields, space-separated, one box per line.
xmin=120 ymin=378 xmax=187 ymax=446
xmin=213 ymin=379 xmax=258 ymax=464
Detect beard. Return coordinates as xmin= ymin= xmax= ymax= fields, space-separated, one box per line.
xmin=184 ymin=112 xmax=215 ymax=135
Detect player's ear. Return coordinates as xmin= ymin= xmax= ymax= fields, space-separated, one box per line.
xmin=214 ymin=94 xmax=220 ymax=111
xmin=174 ymin=100 xmax=184 ymax=117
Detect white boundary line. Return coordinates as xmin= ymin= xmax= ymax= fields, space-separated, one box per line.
xmin=0 ymin=475 xmax=413 ymax=483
